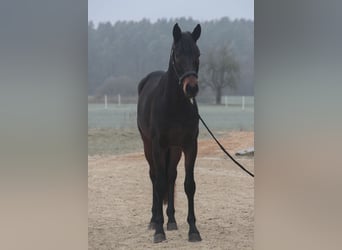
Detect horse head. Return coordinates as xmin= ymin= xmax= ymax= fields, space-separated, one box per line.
xmin=170 ymin=23 xmax=201 ymax=98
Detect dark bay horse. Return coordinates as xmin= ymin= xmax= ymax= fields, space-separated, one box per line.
xmin=137 ymin=23 xmax=202 ymax=243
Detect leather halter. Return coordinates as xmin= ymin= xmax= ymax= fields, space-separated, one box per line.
xmin=171 ymin=48 xmax=198 ymax=85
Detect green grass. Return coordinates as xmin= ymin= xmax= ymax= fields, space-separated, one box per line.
xmin=88 ymin=103 xmax=254 ymax=155
xmin=88 ymin=127 xmax=233 ymax=156
xmin=88 ymin=128 xmax=142 ymax=155
xmin=88 ymin=103 xmax=253 ymax=130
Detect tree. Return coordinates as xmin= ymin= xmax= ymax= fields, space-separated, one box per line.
xmin=200 ymin=46 xmax=240 ymax=104
xmin=88 ymin=18 xmax=253 ymax=97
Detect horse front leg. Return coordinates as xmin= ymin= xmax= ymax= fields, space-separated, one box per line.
xmin=183 ymin=141 xmax=202 ymax=242
xmin=166 ymin=167 xmax=177 ymax=231
xmin=152 ymin=141 xmax=167 ymax=243
xmin=142 ymin=139 xmax=157 ymax=230
xmin=166 ymin=147 xmax=181 ymax=231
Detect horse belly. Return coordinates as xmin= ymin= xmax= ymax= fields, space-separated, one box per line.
xmin=161 ymin=127 xmax=196 ymax=147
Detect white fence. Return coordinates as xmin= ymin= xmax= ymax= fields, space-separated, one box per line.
xmin=222 ymin=96 xmax=254 ymax=109
xmin=89 ymin=95 xmax=254 ymax=110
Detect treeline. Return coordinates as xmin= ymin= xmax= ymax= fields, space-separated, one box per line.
xmin=88 ymin=17 xmax=254 ymax=99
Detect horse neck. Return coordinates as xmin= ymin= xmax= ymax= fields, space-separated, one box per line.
xmin=163 ymin=62 xmax=185 ymax=108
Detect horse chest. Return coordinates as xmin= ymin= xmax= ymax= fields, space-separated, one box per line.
xmin=159 ymin=122 xmax=197 ymax=147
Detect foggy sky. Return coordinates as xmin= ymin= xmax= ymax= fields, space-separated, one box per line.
xmin=88 ymin=0 xmax=254 ymax=24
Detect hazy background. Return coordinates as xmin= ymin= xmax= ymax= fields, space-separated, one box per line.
xmin=88 ymin=0 xmax=254 ymax=105
xmin=88 ymin=18 xmax=254 ymax=104
xmin=88 ymin=0 xmax=254 ymax=24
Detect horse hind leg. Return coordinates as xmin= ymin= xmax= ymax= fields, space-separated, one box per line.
xmin=148 ymin=169 xmax=157 ymax=230
xmin=166 ymin=147 xmax=182 ymax=231
xmin=183 ymin=142 xmax=201 ymax=242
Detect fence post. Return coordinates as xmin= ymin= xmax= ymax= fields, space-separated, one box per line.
xmin=118 ymin=94 xmax=121 ymax=106
xmin=242 ymin=96 xmax=245 ymax=110
xmin=105 ymin=95 xmax=107 ymax=109
xmin=224 ymin=96 xmax=228 ymax=107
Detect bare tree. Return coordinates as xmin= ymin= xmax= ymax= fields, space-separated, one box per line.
xmin=200 ymin=46 xmax=240 ymax=104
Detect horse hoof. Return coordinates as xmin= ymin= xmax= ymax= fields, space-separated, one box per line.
xmin=189 ymin=232 xmax=202 ymax=242
xmin=153 ymin=233 xmax=166 ymax=243
xmin=148 ymin=222 xmax=156 ymax=230
xmin=167 ymin=222 xmax=178 ymax=231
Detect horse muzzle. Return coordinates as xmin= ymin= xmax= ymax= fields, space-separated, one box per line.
xmin=179 ymin=71 xmax=199 ymax=98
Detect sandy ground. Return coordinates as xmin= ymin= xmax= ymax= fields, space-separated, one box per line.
xmin=88 ymin=131 xmax=254 ymax=249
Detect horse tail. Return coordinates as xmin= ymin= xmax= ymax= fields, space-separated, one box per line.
xmin=163 ymin=149 xmax=171 ymax=205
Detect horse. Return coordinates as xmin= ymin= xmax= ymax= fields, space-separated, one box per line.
xmin=137 ymin=23 xmax=202 ymax=243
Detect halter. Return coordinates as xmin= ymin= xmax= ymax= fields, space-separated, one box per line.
xmin=171 ymin=48 xmax=198 ymax=86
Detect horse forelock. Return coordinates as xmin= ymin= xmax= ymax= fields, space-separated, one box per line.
xmin=173 ymin=32 xmax=199 ymax=56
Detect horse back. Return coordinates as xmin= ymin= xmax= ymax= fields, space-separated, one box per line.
xmin=138 ymin=71 xmax=165 ymax=95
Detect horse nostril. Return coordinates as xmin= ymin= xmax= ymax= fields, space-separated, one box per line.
xmin=186 ymin=84 xmax=191 ymax=93
xmin=185 ymin=84 xmax=198 ymax=97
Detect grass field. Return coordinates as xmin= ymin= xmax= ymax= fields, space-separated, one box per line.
xmin=88 ymin=103 xmax=254 ymax=155
xmin=88 ymin=103 xmax=254 ymax=130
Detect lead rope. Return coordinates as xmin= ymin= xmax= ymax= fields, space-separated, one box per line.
xmin=192 ymin=98 xmax=255 ymax=178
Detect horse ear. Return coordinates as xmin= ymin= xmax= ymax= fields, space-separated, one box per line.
xmin=173 ymin=23 xmax=182 ymax=43
xmin=191 ymin=24 xmax=201 ymax=42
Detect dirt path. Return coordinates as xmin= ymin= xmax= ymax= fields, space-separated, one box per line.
xmin=89 ymin=131 xmax=254 ymax=249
